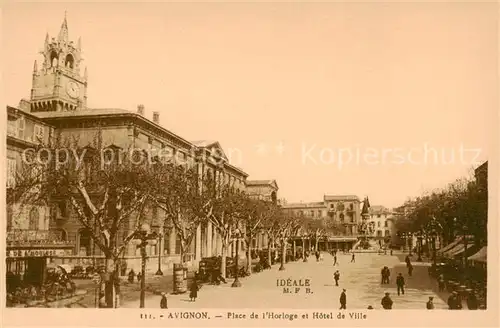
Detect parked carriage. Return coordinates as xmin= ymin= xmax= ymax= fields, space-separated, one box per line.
xmin=196 ymin=255 xmax=248 ymax=284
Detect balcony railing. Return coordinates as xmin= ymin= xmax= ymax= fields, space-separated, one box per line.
xmin=6 ymin=229 xmax=73 ymax=246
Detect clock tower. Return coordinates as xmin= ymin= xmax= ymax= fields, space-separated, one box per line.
xmin=30 ymin=14 xmax=88 ymax=112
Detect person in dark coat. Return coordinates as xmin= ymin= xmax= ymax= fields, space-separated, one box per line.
xmin=137 ymin=272 xmax=142 ymax=283
xmin=315 ymin=251 xmax=320 ymax=262
xmin=447 ymin=291 xmax=462 ymax=310
xmin=333 ymin=254 xmax=338 ymax=266
xmin=408 ymin=263 xmax=413 ymax=276
xmin=384 ymin=267 xmax=391 ymax=284
xmin=381 ymin=292 xmax=393 ymax=309
xmin=396 ymin=273 xmax=405 ymax=296
xmin=351 ymin=253 xmax=355 ymax=263
xmin=426 ymin=296 xmax=434 ymax=309
xmin=128 ymin=269 xmax=135 ymax=283
xmin=160 ymin=292 xmax=168 ymax=309
xmin=189 ymin=280 xmax=200 ymax=302
xmin=390 ymin=249 xmax=393 ymax=256
xmin=466 ymin=291 xmax=479 ymax=310
xmin=405 ymin=255 xmax=411 ymax=267
xmin=334 ymin=270 xmax=340 ymax=286
xmin=339 ymin=289 xmax=347 ymax=309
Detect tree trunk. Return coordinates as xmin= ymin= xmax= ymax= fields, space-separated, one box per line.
xmin=280 ymin=238 xmax=286 ymax=269
xmin=246 ymin=238 xmax=252 ymax=275
xmin=292 ymin=239 xmax=296 ymax=260
xmin=180 ymin=240 xmax=187 ymax=264
xmin=104 ymin=256 xmax=118 ymax=308
xmin=267 ymin=240 xmax=273 ymax=268
xmin=220 ymin=239 xmax=227 ymax=278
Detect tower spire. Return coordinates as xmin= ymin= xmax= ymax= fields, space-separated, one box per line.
xmin=45 ymin=32 xmax=49 ymax=47
xmin=33 ymin=60 xmax=38 ymax=73
xmin=77 ymin=36 xmax=81 ymax=50
xmin=58 ymin=11 xmax=69 ymax=41
xmin=84 ymin=66 xmax=88 ymax=80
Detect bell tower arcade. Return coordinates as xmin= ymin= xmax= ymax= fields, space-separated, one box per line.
xmin=30 ymin=13 xmax=88 ymax=112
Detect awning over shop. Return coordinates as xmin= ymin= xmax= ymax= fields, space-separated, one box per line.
xmin=438 ymin=237 xmax=462 ymax=255
xmin=468 ymin=246 xmax=487 ymax=263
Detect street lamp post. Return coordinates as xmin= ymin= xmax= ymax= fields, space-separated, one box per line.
xmin=156 ymin=221 xmax=174 ymax=276
xmin=302 ymin=231 xmax=308 ymax=262
xmin=132 ymin=223 xmax=158 ymax=308
xmin=231 ymin=228 xmax=242 ymax=288
xmin=416 ymin=231 xmax=423 ymax=262
xmin=407 ymin=232 xmax=413 ymax=256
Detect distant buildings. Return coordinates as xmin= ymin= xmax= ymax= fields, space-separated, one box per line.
xmin=246 ymin=180 xmax=279 ymax=204
xmin=367 ymin=206 xmax=397 ymax=245
xmin=282 ymin=195 xmax=361 ymax=250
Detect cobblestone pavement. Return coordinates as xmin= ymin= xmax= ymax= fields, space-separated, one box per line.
xmin=121 ymin=252 xmax=449 ymax=309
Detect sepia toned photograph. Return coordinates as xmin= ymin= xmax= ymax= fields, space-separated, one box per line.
xmin=1 ymin=1 xmax=498 ymax=326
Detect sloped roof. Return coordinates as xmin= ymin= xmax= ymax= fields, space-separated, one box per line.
xmin=191 ymin=140 xmax=218 ymax=148
xmin=324 ymin=195 xmax=360 ymax=201
xmin=369 ymin=205 xmax=391 ymax=214
xmin=33 ymin=108 xmax=131 ymax=118
xmin=283 ymin=202 xmax=326 ymax=209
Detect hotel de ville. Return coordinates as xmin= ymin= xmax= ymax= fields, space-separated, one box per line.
xmin=6 ymin=16 xmax=280 ymax=284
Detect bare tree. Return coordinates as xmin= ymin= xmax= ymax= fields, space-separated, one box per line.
xmin=239 ymin=197 xmax=274 ymax=275
xmin=261 ymin=204 xmax=282 ymax=268
xmin=152 ymin=164 xmax=211 ymax=264
xmin=209 ymin=185 xmax=246 ymax=278
xmin=8 ymin=135 xmax=157 ymax=308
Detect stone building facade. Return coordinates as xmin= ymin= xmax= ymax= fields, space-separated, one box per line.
xmin=282 ymin=195 xmax=362 ymax=251
xmin=5 ymin=16 xmax=262 ymax=275
xmin=246 ymin=180 xmax=279 ymax=204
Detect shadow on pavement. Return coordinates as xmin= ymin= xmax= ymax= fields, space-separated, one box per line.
xmin=389 ymin=261 xmax=448 ymax=304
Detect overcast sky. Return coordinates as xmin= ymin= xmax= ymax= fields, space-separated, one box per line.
xmin=2 ymin=1 xmax=495 ymax=208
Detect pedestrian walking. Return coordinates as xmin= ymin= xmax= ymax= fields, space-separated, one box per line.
xmin=426 ymin=296 xmax=434 ymax=309
xmin=339 ymin=289 xmax=347 ymax=310
xmin=334 ymin=270 xmax=340 ymax=286
xmin=390 ymin=249 xmax=393 ymax=256
xmin=315 ymin=251 xmax=320 ymax=262
xmin=384 ymin=267 xmax=391 ymax=284
xmin=396 ymin=273 xmax=405 ymax=296
xmin=137 ymin=272 xmax=142 ymax=283
xmin=381 ymin=292 xmax=393 ymax=309
xmin=160 ymin=292 xmax=168 ymax=309
xmin=351 ymin=253 xmax=355 ymax=263
xmin=380 ymin=267 xmax=386 ymax=284
xmin=405 ymin=255 xmax=411 ymax=267
xmin=189 ymin=280 xmax=200 ymax=302
xmin=466 ymin=291 xmax=479 ymax=310
xmin=408 ymin=263 xmax=413 ymax=277
xmin=447 ymin=291 xmax=462 ymax=310
xmin=333 ymin=255 xmax=338 ymax=266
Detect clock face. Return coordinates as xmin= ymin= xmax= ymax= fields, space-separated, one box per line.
xmin=66 ymin=81 xmax=80 ymax=98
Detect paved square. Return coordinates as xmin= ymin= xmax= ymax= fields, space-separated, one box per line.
xmin=122 ymin=252 xmax=448 ymax=309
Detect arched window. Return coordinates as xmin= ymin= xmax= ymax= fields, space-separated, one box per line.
xmin=50 ymin=51 xmax=58 ymax=68
xmin=271 ymin=191 xmax=277 ymax=204
xmin=65 ymin=54 xmax=74 ymax=69
xmin=29 ymin=207 xmax=40 ymax=230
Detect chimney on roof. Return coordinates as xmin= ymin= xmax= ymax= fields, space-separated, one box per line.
xmin=152 ymin=111 xmax=160 ymax=124
xmin=137 ymin=104 xmax=144 ymax=116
